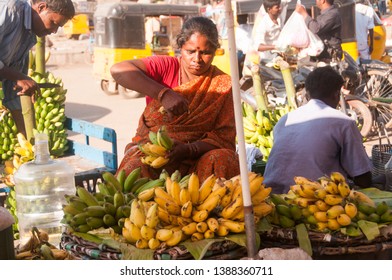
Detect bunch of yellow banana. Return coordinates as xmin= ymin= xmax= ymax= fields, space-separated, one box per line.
xmin=138 ymin=126 xmax=174 ymax=169
xmin=30 ymin=70 xmax=68 ymax=157
xmin=15 ymin=227 xmax=72 ymax=260
xmin=0 ymin=106 xmax=18 ymax=162
xmin=242 ymin=102 xmax=293 ymax=161
xmin=269 ymin=172 xmax=392 ymax=234
xmin=122 ymin=199 xmax=164 ymax=249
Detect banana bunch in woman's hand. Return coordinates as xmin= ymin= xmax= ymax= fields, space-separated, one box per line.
xmin=139 ymin=126 xmax=173 ymax=168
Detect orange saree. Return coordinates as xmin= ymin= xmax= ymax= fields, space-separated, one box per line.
xmin=117 ymin=66 xmax=240 ymax=183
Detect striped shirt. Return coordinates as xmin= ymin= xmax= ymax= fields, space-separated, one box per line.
xmin=0 ymin=0 xmax=37 ymax=110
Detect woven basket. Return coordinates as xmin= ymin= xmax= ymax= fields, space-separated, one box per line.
xmin=372 ymin=144 xmax=392 ymax=177
xmin=60 ymin=232 xmax=247 ymax=260
xmin=258 ymin=227 xmax=392 ymax=259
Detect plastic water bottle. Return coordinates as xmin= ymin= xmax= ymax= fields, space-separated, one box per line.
xmin=14 ymin=133 xmax=76 ymax=247
xmin=384 ymin=156 xmax=392 ymax=191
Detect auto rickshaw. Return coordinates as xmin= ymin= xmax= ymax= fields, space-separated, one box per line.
xmin=63 ymin=13 xmax=90 ymax=40
xmin=92 ymin=2 xmax=200 ymax=98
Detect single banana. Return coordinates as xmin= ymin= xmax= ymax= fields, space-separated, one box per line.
xmin=182 ymin=222 xmax=198 ymax=235
xmin=326 ymin=205 xmax=345 ymax=219
xmin=156 ymin=228 xmax=174 ymax=242
xmin=180 ymin=200 xmax=193 ymax=218
xmin=196 ymin=221 xmax=208 ymax=233
xmin=192 ymin=209 xmax=209 ymax=222
xmin=218 ymin=218 xmax=245 ymax=233
xmin=197 ymin=174 xmax=217 ymax=204
xmin=188 ymin=173 xmax=200 ymax=205
xmin=330 ymin=172 xmax=346 ymax=184
xmin=324 ymin=194 xmax=344 ymax=206
xmin=140 ymin=225 xmax=156 ymax=240
xmin=148 ymin=238 xmax=161 ymax=250
xmin=206 ymin=217 xmax=219 ymax=232
xmin=145 ymin=203 xmax=159 ymax=228
xmin=130 ymin=199 xmax=146 ymax=228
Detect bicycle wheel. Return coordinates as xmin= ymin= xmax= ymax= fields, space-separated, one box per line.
xmin=346 ymin=99 xmax=373 ymax=137
xmin=373 ymin=102 xmax=392 ymax=130
xmin=364 ymin=70 xmax=392 ymax=98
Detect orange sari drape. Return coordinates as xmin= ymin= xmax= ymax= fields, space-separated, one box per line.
xmin=117 ymin=66 xmax=240 ymax=182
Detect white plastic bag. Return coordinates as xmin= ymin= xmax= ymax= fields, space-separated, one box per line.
xmin=299 ymin=30 xmax=325 ymax=57
xmin=276 ymin=11 xmax=310 ymax=50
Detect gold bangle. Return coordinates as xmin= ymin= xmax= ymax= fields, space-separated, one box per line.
xmin=157 ymin=87 xmax=170 ymax=103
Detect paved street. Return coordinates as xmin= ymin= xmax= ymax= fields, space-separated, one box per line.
xmin=47 ymin=34 xmax=145 ymax=162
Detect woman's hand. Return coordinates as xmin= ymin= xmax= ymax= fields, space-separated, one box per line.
xmin=166 ymin=140 xmax=191 ymax=163
xmin=161 ymin=90 xmax=189 ymax=117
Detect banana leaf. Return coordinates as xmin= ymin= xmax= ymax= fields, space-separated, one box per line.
xmin=359 ymin=188 xmax=392 ymax=207
xmin=295 ymin=223 xmax=312 ymax=257
xmin=357 ymin=220 xmax=380 ymax=241
xmin=182 ymin=233 xmax=256 ymax=260
xmin=120 ymin=243 xmax=155 ymax=260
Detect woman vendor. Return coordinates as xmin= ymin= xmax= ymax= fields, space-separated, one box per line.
xmin=110 ymin=16 xmax=240 ymax=182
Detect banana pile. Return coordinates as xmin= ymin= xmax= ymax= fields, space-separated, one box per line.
xmin=242 ymin=102 xmax=293 ymax=161
xmin=0 ymin=106 xmax=18 ymax=162
xmin=138 ymin=126 xmax=173 ymax=169
xmin=121 ymin=171 xmax=274 ymax=248
xmin=15 ymin=227 xmax=72 ymax=260
xmin=30 ymin=71 xmax=68 ymax=157
xmin=61 ymin=168 xmax=165 ymax=234
xmin=269 ymin=172 xmax=392 ymax=234
xmin=64 ymin=168 xmax=274 ymax=249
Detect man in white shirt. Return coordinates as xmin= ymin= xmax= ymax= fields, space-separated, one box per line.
xmin=251 ymin=0 xmax=284 ymax=62
xmin=355 ymin=0 xmax=375 ymax=60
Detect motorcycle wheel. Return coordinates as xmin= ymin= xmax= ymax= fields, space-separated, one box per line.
xmin=118 ymin=86 xmax=142 ymax=99
xmin=346 ymin=99 xmax=373 ymax=137
xmin=100 ymin=80 xmax=118 ymax=95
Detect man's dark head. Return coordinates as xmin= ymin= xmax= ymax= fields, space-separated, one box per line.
xmin=264 ymin=0 xmax=282 ymax=11
xmin=305 ymin=66 xmax=344 ymax=103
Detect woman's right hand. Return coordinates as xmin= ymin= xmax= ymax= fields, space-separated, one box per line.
xmin=161 ymin=90 xmax=189 ymax=117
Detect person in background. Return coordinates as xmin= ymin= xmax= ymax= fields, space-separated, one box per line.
xmin=296 ymin=0 xmax=343 ymax=62
xmin=378 ymin=0 xmax=387 ymax=15
xmin=264 ymin=66 xmax=372 ymax=194
xmin=251 ymin=0 xmax=283 ymax=62
xmin=235 ymin=14 xmax=252 ymax=78
xmin=110 ymin=16 xmax=240 ymax=182
xmin=0 ymin=0 xmax=75 ymax=136
xmin=355 ymin=0 xmax=375 ymax=60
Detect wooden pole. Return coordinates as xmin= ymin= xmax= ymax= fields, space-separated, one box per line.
xmin=224 ymin=0 xmax=258 ymax=259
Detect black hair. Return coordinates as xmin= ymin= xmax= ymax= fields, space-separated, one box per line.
xmin=176 ymin=16 xmax=220 ymax=50
xmin=32 ymin=0 xmax=75 ymax=20
xmin=263 ymin=0 xmax=282 ymax=11
xmin=326 ymin=0 xmax=335 ymax=5
xmin=305 ymin=66 xmax=344 ymax=99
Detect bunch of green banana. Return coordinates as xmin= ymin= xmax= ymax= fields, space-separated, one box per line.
xmin=3 ymin=186 xmax=19 ymax=239
xmin=30 ymin=70 xmax=68 ymax=157
xmin=61 ymin=168 xmax=165 ymax=235
xmin=138 ymin=126 xmax=174 ymax=169
xmin=242 ymin=102 xmax=293 ymax=161
xmin=0 ymin=106 xmax=18 ymax=162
